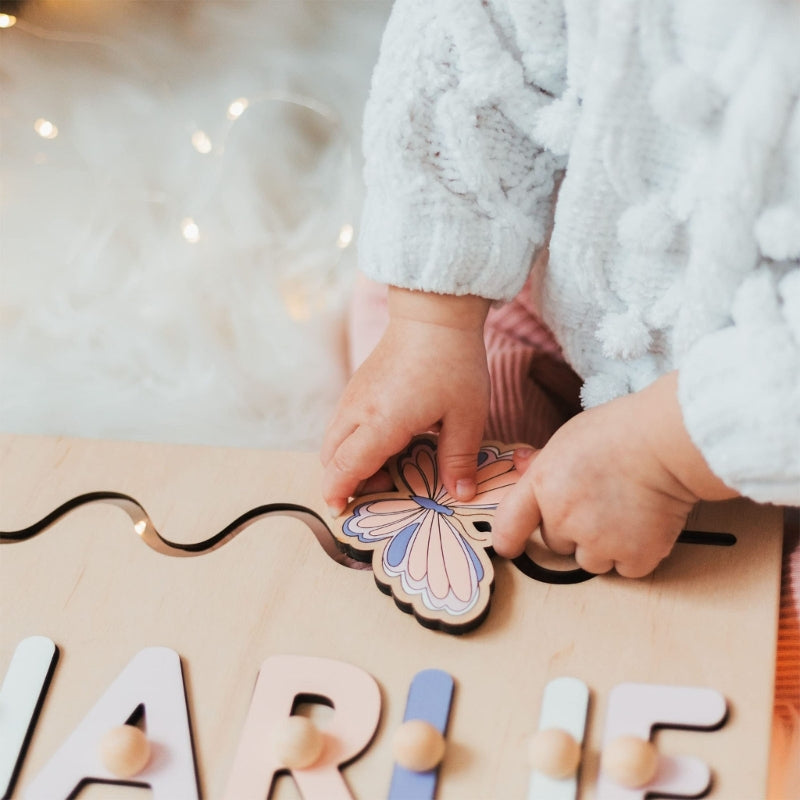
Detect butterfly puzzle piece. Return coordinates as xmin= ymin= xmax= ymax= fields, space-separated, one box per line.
xmin=334 ymin=435 xmax=521 ymax=634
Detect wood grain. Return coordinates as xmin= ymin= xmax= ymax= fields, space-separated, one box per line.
xmin=0 ymin=434 xmax=784 ymax=799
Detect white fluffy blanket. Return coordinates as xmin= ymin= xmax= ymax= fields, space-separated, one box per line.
xmin=0 ymin=0 xmax=389 ymax=450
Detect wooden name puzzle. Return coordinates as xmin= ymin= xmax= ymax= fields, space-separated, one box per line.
xmin=0 ymin=432 xmax=785 ymax=798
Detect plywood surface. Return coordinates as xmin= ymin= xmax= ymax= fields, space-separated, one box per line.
xmin=0 ymin=433 xmax=784 ymax=799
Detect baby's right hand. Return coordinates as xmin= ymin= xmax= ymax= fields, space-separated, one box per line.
xmin=321 ymin=287 xmax=491 ymax=515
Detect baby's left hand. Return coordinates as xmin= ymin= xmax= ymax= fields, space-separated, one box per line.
xmin=491 ymin=371 xmax=738 ymax=577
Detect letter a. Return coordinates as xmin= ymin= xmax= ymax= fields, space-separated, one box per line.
xmin=26 ymin=646 xmax=199 ymax=800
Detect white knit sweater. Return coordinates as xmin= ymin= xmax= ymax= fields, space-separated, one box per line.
xmin=358 ymin=0 xmax=800 ymax=506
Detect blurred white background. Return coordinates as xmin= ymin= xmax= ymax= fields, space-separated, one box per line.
xmin=0 ymin=0 xmax=391 ymax=450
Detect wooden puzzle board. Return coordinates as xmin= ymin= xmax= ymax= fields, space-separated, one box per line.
xmin=0 ymin=433 xmax=784 ymax=799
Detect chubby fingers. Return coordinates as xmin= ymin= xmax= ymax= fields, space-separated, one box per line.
xmin=605 ymin=526 xmax=679 ymax=578
xmin=512 ymin=446 xmax=536 ymax=474
xmin=572 ymin=547 xmax=614 ymax=575
xmin=574 ymin=544 xmax=671 ymax=577
xmin=321 ymin=420 xmax=409 ymax=516
xmin=437 ymin=410 xmax=488 ymax=503
xmin=493 ymin=447 xmax=680 ymax=578
xmin=492 ymin=450 xmax=578 ymax=560
xmin=491 ymin=458 xmax=544 ymax=558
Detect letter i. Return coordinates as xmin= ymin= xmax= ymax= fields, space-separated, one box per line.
xmin=388 ymin=669 xmax=454 ymax=800
xmin=0 ymin=637 xmax=58 ymax=800
xmin=527 ymin=676 xmax=590 ymax=800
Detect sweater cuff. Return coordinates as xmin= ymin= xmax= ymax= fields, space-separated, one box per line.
xmin=357 ymin=194 xmax=543 ymax=302
xmin=678 ymin=325 xmax=800 ymax=506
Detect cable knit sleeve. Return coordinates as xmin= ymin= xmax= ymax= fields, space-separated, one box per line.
xmin=679 ymin=268 xmax=800 ymax=506
xmin=357 ymin=0 xmax=568 ymax=301
xmin=678 ymin=87 xmax=800 ymax=506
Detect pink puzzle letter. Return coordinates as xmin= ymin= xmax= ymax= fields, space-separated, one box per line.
xmin=224 ymin=654 xmax=381 ymax=800
xmin=25 ymin=646 xmax=199 ymax=800
xmin=596 ymin=682 xmax=727 ymax=800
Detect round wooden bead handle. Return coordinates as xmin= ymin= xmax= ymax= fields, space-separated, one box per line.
xmin=98 ymin=725 xmax=151 ymax=779
xmin=602 ymin=735 xmax=659 ymax=787
xmin=528 ymin=728 xmax=582 ymax=779
xmin=272 ymin=716 xmax=325 ymax=770
xmin=393 ymin=719 xmax=446 ymax=772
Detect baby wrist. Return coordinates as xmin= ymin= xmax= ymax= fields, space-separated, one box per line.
xmin=638 ymin=372 xmax=738 ymax=503
xmin=387 ymin=286 xmax=490 ymax=332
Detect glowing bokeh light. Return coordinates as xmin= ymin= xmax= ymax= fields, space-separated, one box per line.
xmin=227 ymin=97 xmax=250 ymax=120
xmin=191 ymin=130 xmax=212 ymax=154
xmin=34 ymin=118 xmax=58 ymax=139
xmin=337 ymin=224 xmax=354 ymax=249
xmin=180 ymin=217 xmax=200 ymax=243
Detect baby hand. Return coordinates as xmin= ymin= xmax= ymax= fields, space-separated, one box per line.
xmin=492 ymin=372 xmax=738 ymax=577
xmin=321 ymin=287 xmax=491 ymax=515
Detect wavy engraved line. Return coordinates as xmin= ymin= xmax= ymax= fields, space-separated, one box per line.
xmin=0 ymin=492 xmax=368 ymax=569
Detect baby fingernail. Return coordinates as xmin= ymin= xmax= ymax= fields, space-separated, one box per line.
xmin=456 ymin=479 xmax=476 ymax=500
xmin=514 ymin=447 xmax=535 ymax=462
xmin=327 ymin=500 xmax=346 ymax=517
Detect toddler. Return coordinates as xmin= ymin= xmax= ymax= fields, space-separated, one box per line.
xmin=321 ymin=0 xmax=799 ymax=776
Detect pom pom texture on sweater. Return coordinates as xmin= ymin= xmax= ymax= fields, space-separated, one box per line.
xmin=358 ymin=0 xmax=800 ymax=505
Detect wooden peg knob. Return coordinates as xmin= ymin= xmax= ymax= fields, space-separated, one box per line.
xmin=273 ymin=716 xmax=325 ymax=770
xmin=98 ymin=724 xmax=151 ymax=778
xmin=528 ymin=728 xmax=582 ymax=779
xmin=602 ymin=735 xmax=659 ymax=788
xmin=392 ymin=719 xmax=446 ymax=772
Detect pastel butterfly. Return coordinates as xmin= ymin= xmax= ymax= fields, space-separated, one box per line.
xmin=335 ymin=435 xmax=520 ymax=633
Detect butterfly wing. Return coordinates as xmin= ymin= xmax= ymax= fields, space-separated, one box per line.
xmin=380 ymin=508 xmax=489 ymax=618
xmin=390 ymin=435 xmax=440 ymax=500
xmin=445 ymin=441 xmax=520 ymax=526
xmin=338 ymin=495 xmax=424 ymax=560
